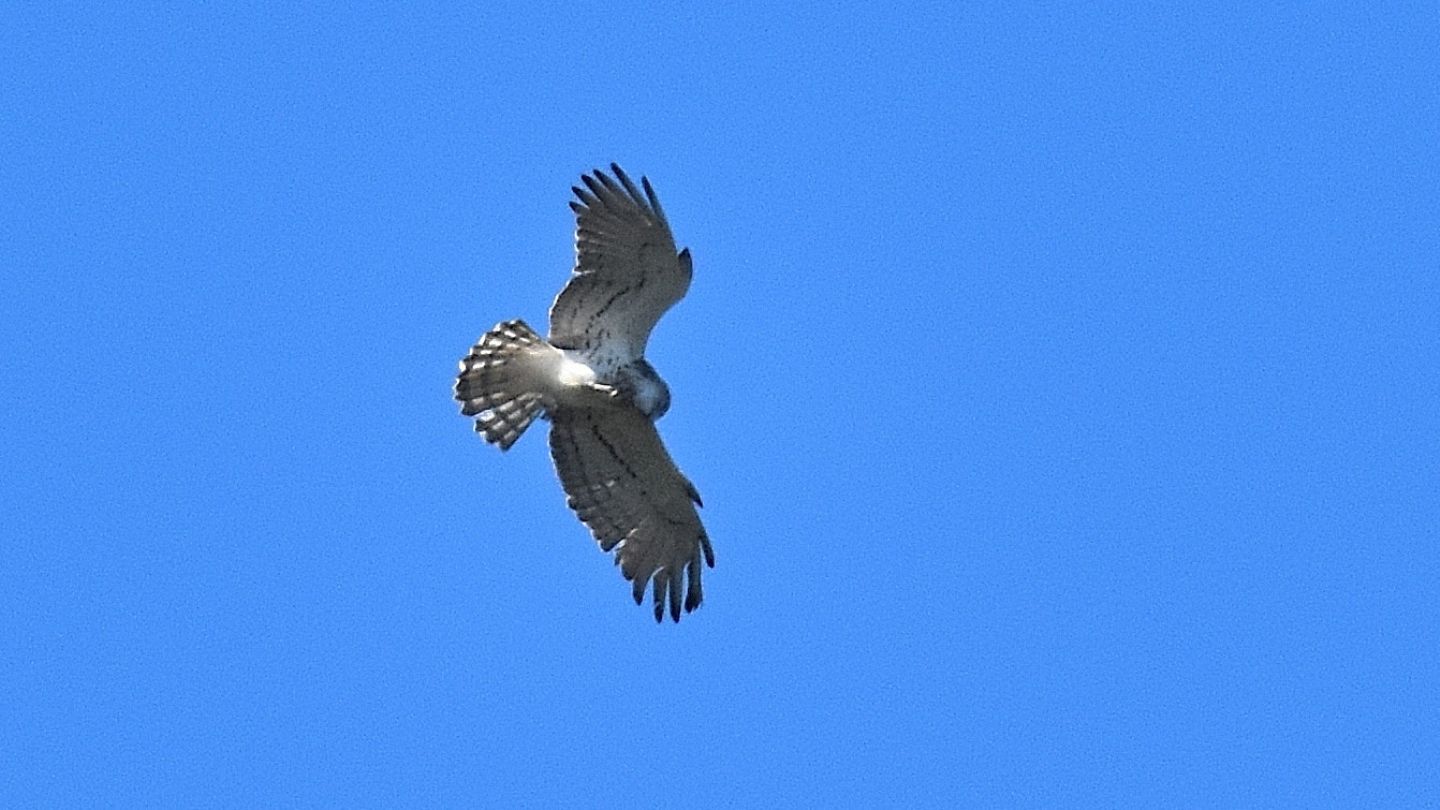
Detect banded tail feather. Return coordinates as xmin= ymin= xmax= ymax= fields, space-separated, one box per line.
xmin=455 ymin=319 xmax=551 ymax=451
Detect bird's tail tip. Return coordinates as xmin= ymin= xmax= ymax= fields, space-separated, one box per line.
xmin=455 ymin=319 xmax=549 ymax=450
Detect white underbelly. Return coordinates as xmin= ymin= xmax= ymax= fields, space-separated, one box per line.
xmin=556 ymin=353 xmax=598 ymax=387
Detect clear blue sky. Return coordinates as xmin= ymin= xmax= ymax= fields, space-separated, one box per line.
xmin=4 ymin=3 xmax=1437 ymax=806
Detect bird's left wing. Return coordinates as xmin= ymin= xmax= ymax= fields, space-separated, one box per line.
xmin=548 ymin=164 xmax=692 ymax=363
xmin=548 ymin=406 xmax=714 ymax=622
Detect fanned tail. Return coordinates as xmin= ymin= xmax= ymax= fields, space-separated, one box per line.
xmin=455 ymin=319 xmax=551 ymax=450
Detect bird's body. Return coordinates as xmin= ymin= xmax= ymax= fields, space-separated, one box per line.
xmin=454 ymin=165 xmax=712 ymax=622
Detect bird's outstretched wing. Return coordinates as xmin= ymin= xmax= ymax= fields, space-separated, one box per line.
xmin=549 ymin=164 xmax=692 ymax=363
xmin=548 ymin=406 xmax=714 ymax=622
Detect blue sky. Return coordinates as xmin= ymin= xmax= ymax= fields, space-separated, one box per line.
xmin=4 ymin=2 xmax=1437 ymax=806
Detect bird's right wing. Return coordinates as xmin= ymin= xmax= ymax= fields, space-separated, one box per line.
xmin=548 ymin=405 xmax=714 ymax=622
xmin=548 ymin=164 xmax=692 ymax=363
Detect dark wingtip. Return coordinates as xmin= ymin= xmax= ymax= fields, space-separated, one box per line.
xmin=684 ymin=557 xmax=703 ymax=613
xmin=639 ymin=174 xmax=667 ymax=220
xmin=610 ymin=162 xmax=633 ymax=188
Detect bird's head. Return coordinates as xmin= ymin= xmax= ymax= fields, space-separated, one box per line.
xmin=624 ymin=360 xmax=671 ymax=420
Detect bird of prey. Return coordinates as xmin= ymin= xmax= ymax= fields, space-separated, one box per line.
xmin=454 ymin=164 xmax=714 ymax=623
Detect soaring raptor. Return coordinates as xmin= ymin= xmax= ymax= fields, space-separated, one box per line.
xmin=454 ymin=164 xmax=713 ymax=622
